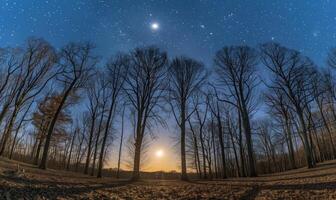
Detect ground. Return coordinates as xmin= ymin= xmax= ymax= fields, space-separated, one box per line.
xmin=0 ymin=158 xmax=336 ymax=199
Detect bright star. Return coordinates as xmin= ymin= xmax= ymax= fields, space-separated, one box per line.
xmin=151 ymin=22 xmax=159 ymax=30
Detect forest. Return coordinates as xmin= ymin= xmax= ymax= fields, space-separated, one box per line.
xmin=0 ymin=37 xmax=336 ymax=184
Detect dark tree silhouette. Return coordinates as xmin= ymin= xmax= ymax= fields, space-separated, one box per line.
xmin=214 ymin=46 xmax=259 ymax=177
xmin=39 ymin=42 xmax=96 ymax=169
xmin=97 ymin=54 xmax=129 ymax=178
xmin=166 ymin=56 xmax=206 ymax=180
xmin=0 ymin=38 xmax=57 ymax=156
xmin=124 ymin=47 xmax=167 ymax=181
xmin=260 ymin=42 xmax=317 ymax=168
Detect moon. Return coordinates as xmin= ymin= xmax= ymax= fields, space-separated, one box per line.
xmin=155 ymin=149 xmax=164 ymax=158
xmin=150 ymin=22 xmax=159 ymax=31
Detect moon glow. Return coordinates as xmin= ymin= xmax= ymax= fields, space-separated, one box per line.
xmin=155 ymin=149 xmax=164 ymax=158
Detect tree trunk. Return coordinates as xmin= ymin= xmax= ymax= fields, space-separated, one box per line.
xmin=39 ymin=82 xmax=75 ymax=169
xmin=297 ymin=110 xmax=315 ymax=168
xmin=318 ymin=104 xmax=336 ymax=158
xmin=189 ymin=119 xmax=201 ymax=179
xmin=117 ymin=106 xmax=125 ymax=179
xmin=91 ymin=105 xmax=105 ymax=176
xmin=284 ymin=118 xmax=296 ymax=169
xmin=211 ymin=120 xmax=218 ymax=178
xmin=132 ymin=137 xmax=142 ymax=181
xmin=0 ymin=106 xmax=19 ymax=156
xmin=241 ymin=106 xmax=257 ymax=177
xmin=84 ymin=109 xmax=97 ymax=174
xmin=97 ymin=99 xmax=115 ymax=178
xmin=238 ymin=112 xmax=246 ymax=177
xmin=66 ymin=130 xmax=76 ymax=170
xmin=9 ymin=102 xmax=32 ymax=159
xmin=216 ymin=110 xmax=227 ymax=178
xmin=180 ymin=101 xmax=188 ymax=180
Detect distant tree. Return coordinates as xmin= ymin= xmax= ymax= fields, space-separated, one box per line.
xmin=83 ymin=76 xmax=101 ymax=174
xmin=187 ymin=118 xmax=202 ymax=178
xmin=256 ymin=120 xmax=277 ymax=173
xmin=117 ymin=104 xmax=126 ymax=179
xmin=97 ymin=54 xmax=129 ymax=178
xmin=207 ymin=91 xmax=228 ymax=178
xmin=0 ymin=38 xmax=57 ymax=156
xmin=311 ymin=72 xmax=336 ymax=159
xmin=0 ymin=48 xmax=21 ymax=125
xmin=265 ymin=89 xmax=296 ymax=169
xmin=189 ymin=94 xmax=209 ymax=179
xmin=260 ymin=42 xmax=317 ymax=168
xmin=90 ymin=75 xmax=109 ymax=176
xmin=166 ymin=56 xmax=206 ymax=180
xmin=9 ymin=100 xmax=33 ymax=159
xmin=224 ymin=111 xmax=241 ymax=177
xmin=32 ymin=93 xmax=72 ymax=165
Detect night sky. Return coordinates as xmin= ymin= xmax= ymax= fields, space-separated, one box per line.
xmin=1 ymin=0 xmax=336 ymax=66
xmin=1 ymin=0 xmax=336 ymax=171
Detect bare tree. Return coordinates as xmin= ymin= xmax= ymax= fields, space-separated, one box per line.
xmin=39 ymin=42 xmax=97 ymax=169
xmin=0 ymin=48 xmax=21 ymax=125
xmin=265 ymin=89 xmax=296 ymax=169
xmin=66 ymin=127 xmax=77 ymax=170
xmin=117 ymin=104 xmax=126 ymax=178
xmin=83 ymin=76 xmax=101 ymax=174
xmin=260 ymin=42 xmax=317 ymax=168
xmin=166 ymin=56 xmax=206 ymax=180
xmin=207 ymin=92 xmax=228 ymax=178
xmin=0 ymin=38 xmax=57 ymax=156
xmin=191 ymin=94 xmax=209 ymax=179
xmin=96 ymin=54 xmax=129 ymax=178
xmin=124 ymin=47 xmax=167 ymax=181
xmin=311 ymin=73 xmax=336 ymax=158
xmin=9 ymin=100 xmax=33 ymax=159
xmin=214 ymin=46 xmax=259 ymax=177
xmin=90 ymin=76 xmax=109 ymax=176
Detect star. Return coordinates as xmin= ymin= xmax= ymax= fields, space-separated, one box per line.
xmin=150 ymin=22 xmax=159 ymax=31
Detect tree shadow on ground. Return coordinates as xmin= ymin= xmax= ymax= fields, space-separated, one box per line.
xmin=0 ymin=175 xmax=133 ymax=199
xmin=237 ymin=181 xmax=336 ymax=200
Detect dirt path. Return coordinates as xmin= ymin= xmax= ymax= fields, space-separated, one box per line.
xmin=1 ymin=158 xmax=336 ymax=199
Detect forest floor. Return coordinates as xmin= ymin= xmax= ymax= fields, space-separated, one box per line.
xmin=0 ymin=158 xmax=336 ymax=200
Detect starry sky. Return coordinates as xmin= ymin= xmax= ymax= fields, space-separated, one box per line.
xmin=1 ymin=0 xmax=336 ymax=171
xmin=1 ymin=0 xmax=336 ymax=67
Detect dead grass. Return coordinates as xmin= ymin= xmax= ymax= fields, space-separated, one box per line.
xmin=1 ymin=158 xmax=336 ymax=199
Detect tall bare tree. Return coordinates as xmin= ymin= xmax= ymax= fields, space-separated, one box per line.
xmin=83 ymin=77 xmax=101 ymax=174
xmin=90 ymin=76 xmax=109 ymax=176
xmin=214 ymin=46 xmax=259 ymax=177
xmin=207 ymin=92 xmax=228 ymax=178
xmin=0 ymin=38 xmax=57 ymax=156
xmin=124 ymin=47 xmax=167 ymax=181
xmin=260 ymin=42 xmax=317 ymax=168
xmin=166 ymin=57 xmax=206 ymax=180
xmin=265 ymin=89 xmax=296 ymax=169
xmin=39 ymin=42 xmax=96 ymax=169
xmin=96 ymin=54 xmax=129 ymax=178
xmin=117 ymin=104 xmax=126 ymax=178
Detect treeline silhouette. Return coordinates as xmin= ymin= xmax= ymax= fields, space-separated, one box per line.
xmin=0 ymin=37 xmax=336 ymax=180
